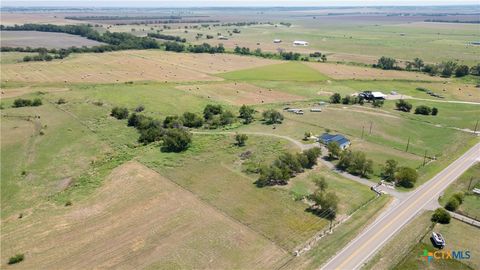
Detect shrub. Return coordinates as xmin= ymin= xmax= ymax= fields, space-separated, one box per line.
xmin=414 ymin=105 xmax=432 ymax=115
xmin=262 ymin=109 xmax=284 ymax=124
xmin=452 ymin=192 xmax=465 ymax=204
xmin=161 ymin=128 xmax=192 ymax=152
xmin=395 ymin=167 xmax=418 ymax=188
xmin=395 ymin=99 xmax=412 ymax=112
xmin=445 ymin=197 xmax=460 ymax=211
xmin=13 ymin=98 xmax=32 ymax=108
xmin=431 ymin=107 xmax=438 ymax=116
xmin=330 ymin=93 xmax=341 ymax=104
xmin=235 ymin=133 xmax=248 ymax=146
xmin=31 ymin=98 xmax=42 ymax=106
xmin=220 ymin=110 xmax=235 ymax=126
xmin=181 ymin=112 xmax=203 ymax=128
xmin=8 ymin=254 xmax=24 ymax=265
xmin=372 ymin=99 xmax=384 ymax=108
xmin=431 ymin=208 xmax=451 ymax=224
xmin=163 ymin=115 xmax=183 ymax=128
xmin=134 ymin=104 xmax=145 ymax=112
xmin=203 ymin=104 xmax=223 ymax=120
xmin=111 ymin=106 xmax=129 ymax=119
xmin=57 ymin=98 xmax=67 ymax=104
xmin=239 ymin=104 xmax=255 ymax=124
xmin=138 ymin=126 xmax=164 ymax=144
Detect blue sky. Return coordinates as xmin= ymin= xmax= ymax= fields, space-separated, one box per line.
xmin=2 ymin=0 xmax=478 ymax=7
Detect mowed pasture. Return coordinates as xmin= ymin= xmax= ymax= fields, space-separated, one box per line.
xmin=1 ymin=50 xmax=279 ymax=83
xmin=0 ymin=161 xmax=288 ymax=269
xmin=305 ymin=62 xmax=445 ymax=81
xmin=176 ymin=82 xmax=306 ymax=105
xmin=1 ymin=31 xmax=106 ymax=49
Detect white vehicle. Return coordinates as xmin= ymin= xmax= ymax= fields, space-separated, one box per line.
xmin=432 ymin=232 xmax=446 ymax=248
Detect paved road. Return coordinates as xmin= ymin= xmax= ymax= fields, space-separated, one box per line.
xmin=321 ymin=142 xmax=480 ymax=270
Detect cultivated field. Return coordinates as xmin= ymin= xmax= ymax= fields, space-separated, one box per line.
xmin=0 ymin=31 xmax=106 ymax=49
xmin=0 ymin=161 xmax=288 ymax=269
xmin=176 ymin=82 xmax=306 ymax=105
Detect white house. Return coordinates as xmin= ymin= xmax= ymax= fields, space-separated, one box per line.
xmin=293 ymin=40 xmax=309 ymax=46
xmin=371 ymin=92 xmax=387 ymax=99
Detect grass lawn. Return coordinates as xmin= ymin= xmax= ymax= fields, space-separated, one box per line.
xmin=219 ymin=62 xmax=330 ymax=82
xmin=439 ymin=163 xmax=480 ymax=219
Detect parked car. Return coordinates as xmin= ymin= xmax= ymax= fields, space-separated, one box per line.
xmin=432 ymin=232 xmax=446 ymax=248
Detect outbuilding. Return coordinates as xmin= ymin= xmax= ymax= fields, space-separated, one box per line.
xmin=293 ymin=40 xmax=309 ymax=46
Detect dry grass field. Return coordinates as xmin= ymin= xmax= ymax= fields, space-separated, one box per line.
xmin=305 ymin=62 xmax=445 ymax=81
xmin=1 ymin=50 xmax=279 ymax=83
xmin=1 ymin=86 xmax=70 ymax=99
xmin=0 ymin=13 xmax=80 ymax=25
xmin=1 ymin=161 xmax=287 ymax=269
xmin=176 ymin=82 xmax=305 ymax=105
xmin=1 ymin=31 xmax=106 ymax=49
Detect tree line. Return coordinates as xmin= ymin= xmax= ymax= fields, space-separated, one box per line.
xmin=396 ymin=100 xmax=438 ymax=116
xmin=329 ymin=93 xmax=384 ymax=108
xmin=375 ymin=56 xmax=479 ymax=77
xmin=147 ymin=33 xmax=186 ymax=42
xmin=12 ymin=98 xmax=42 ymax=108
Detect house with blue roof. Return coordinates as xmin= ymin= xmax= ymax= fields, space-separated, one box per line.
xmin=318 ymin=133 xmax=351 ymax=149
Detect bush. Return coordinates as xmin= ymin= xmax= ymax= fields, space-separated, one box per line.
xmin=111 ymin=106 xmax=129 ymax=119
xmin=163 ymin=115 xmax=183 ymax=128
xmin=395 ymin=99 xmax=412 ymax=112
xmin=181 ymin=112 xmax=203 ymax=128
xmin=239 ymin=104 xmax=255 ymax=124
xmin=372 ymin=99 xmax=384 ymax=108
xmin=57 ymin=98 xmax=67 ymax=104
xmin=31 ymin=98 xmax=42 ymax=106
xmin=161 ymin=128 xmax=192 ymax=152
xmin=235 ymin=133 xmax=248 ymax=146
xmin=376 ymin=56 xmax=397 ymax=70
xmin=452 ymin=192 xmax=465 ymax=204
xmin=431 ymin=208 xmax=451 ymax=224
xmin=134 ymin=104 xmax=145 ymax=112
xmin=8 ymin=254 xmax=24 ymax=265
xmin=445 ymin=197 xmax=460 ymax=211
xmin=220 ymin=110 xmax=235 ymax=126
xmin=395 ymin=167 xmax=418 ymax=188
xmin=12 ymin=98 xmax=32 ymax=108
xmin=330 ymin=93 xmax=341 ymax=104
xmin=203 ymin=104 xmax=223 ymax=120
xmin=414 ymin=105 xmax=432 ymax=115
xmin=262 ymin=109 xmax=284 ymax=124
xmin=431 ymin=107 xmax=438 ymax=116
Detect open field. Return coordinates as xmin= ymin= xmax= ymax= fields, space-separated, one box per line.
xmin=1 ymin=31 xmax=106 ymax=49
xmin=1 ymin=161 xmax=288 ymax=269
xmin=219 ymin=62 xmax=329 ymax=82
xmin=0 ymin=12 xmax=80 ymax=25
xmin=305 ymin=62 xmax=445 ymax=81
xmin=176 ymin=82 xmax=306 ymax=105
xmin=0 ymin=50 xmax=278 ymax=83
xmin=439 ymin=163 xmax=480 ymax=219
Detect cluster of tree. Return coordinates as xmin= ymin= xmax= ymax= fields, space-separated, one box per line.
xmin=336 ymin=149 xmax=374 ymax=178
xmin=164 ymin=42 xmax=225 ymax=54
xmin=414 ymin=105 xmax=438 ymax=116
xmin=279 ymin=22 xmax=292 ymax=27
xmin=308 ymin=176 xmax=339 ymax=220
xmin=444 ymin=192 xmax=465 ymax=212
xmin=114 ymin=19 xmax=219 ymax=26
xmin=1 ymin=23 xmax=159 ymax=55
xmin=309 ymin=51 xmax=327 ymax=62
xmin=147 ymin=33 xmax=186 ymax=43
xmin=374 ymin=55 xmax=480 ymax=78
xmin=111 ymin=106 xmax=129 ymax=119
xmin=431 ymin=208 xmax=451 ymax=224
xmin=262 ymin=109 xmax=284 ymax=124
xmin=22 ymin=49 xmax=60 ymax=62
xmin=235 ymin=133 xmax=248 ymax=146
xmin=374 ymin=56 xmax=399 ymax=70
xmin=380 ymin=159 xmax=419 ymax=188
xmin=329 ymin=93 xmax=383 ymax=108
xmin=121 ymin=108 xmax=192 ymax=152
xmin=256 ymin=148 xmax=322 ymax=187
xmin=12 ymin=98 xmax=42 ymax=108
xmin=203 ymin=104 xmax=235 ymax=129
xmin=425 ymin=19 xmax=480 ymax=24
xmin=395 ymin=100 xmax=438 ymax=115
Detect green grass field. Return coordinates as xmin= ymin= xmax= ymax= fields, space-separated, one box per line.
xmin=219 ymin=62 xmax=329 ymax=82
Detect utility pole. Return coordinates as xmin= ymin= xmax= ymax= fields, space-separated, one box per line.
xmin=369 ymin=121 xmax=373 ymax=135
xmin=468 ymin=177 xmax=474 ymax=191
xmin=361 ymin=126 xmax=365 ymax=139
xmin=423 ymin=150 xmax=428 ymax=166
xmin=474 ymin=120 xmax=479 ymax=134
xmin=405 ymin=137 xmax=410 ymax=152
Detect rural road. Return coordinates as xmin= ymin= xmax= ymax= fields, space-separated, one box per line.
xmin=320 ymin=142 xmax=480 ymax=270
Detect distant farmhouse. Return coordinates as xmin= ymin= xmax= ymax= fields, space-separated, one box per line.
xmin=218 ymin=36 xmax=228 ymax=40
xmin=318 ymin=133 xmax=351 ymax=149
xmin=293 ymin=40 xmax=309 ymax=46
xmin=273 ymin=39 xmax=282 ymax=43
xmin=359 ymin=91 xmax=386 ymax=101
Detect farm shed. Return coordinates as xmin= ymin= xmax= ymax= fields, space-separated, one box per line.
xmin=318 ymin=133 xmax=351 ymax=149
xmin=293 ymin=40 xmax=309 ymax=46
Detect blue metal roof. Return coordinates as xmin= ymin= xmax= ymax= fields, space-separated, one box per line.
xmin=319 ymin=133 xmax=350 ymax=146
